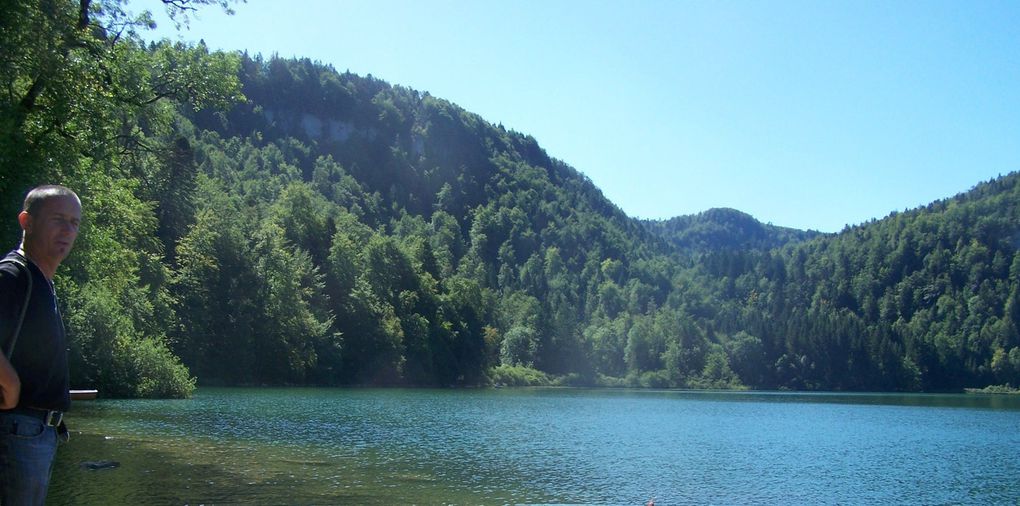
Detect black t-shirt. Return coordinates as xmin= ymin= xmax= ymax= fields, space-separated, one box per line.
xmin=0 ymin=250 xmax=70 ymax=412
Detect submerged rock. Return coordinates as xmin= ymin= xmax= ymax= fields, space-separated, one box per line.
xmin=80 ymin=460 xmax=120 ymax=471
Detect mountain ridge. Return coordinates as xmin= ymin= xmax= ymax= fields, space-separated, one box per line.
xmin=641 ymin=207 xmax=825 ymax=253
xmin=171 ymin=54 xmax=1019 ymax=391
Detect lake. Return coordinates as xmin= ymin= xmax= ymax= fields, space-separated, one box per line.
xmin=49 ymin=388 xmax=1020 ymax=504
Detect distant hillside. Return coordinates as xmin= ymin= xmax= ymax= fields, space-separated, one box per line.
xmin=174 ymin=54 xmax=676 ymax=384
xmin=192 ymin=56 xmax=652 ymax=243
xmin=174 ymin=55 xmax=1020 ymax=392
xmin=641 ymin=208 xmax=824 ymax=253
xmin=687 ymin=173 xmax=1020 ymax=391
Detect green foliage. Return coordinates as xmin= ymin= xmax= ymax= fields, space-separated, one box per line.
xmin=64 ymin=273 xmax=194 ymax=398
xmin=691 ymin=345 xmax=742 ymax=389
xmin=490 ymin=365 xmax=553 ymax=387
xmin=2 ymin=0 xmax=240 ymax=397
xmin=625 ymin=370 xmax=671 ymax=389
xmin=135 ymin=46 xmax=1020 ymax=392
xmin=500 ymin=326 xmax=538 ymax=367
xmin=964 ymin=384 xmax=1020 ymax=394
xmin=120 ymin=337 xmax=196 ymax=398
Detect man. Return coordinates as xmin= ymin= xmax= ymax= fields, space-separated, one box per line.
xmin=0 ymin=185 xmax=81 ymax=505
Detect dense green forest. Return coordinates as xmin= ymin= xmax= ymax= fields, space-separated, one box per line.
xmin=2 ymin=0 xmax=1017 ymax=397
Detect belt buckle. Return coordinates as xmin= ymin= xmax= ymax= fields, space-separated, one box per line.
xmin=44 ymin=410 xmax=62 ymax=427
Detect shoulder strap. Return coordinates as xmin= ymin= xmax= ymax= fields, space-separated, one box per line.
xmin=0 ymin=257 xmax=33 ymax=358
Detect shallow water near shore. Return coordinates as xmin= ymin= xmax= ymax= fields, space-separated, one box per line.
xmin=50 ymin=388 xmax=1020 ymax=504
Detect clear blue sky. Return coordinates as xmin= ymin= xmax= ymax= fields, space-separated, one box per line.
xmin=145 ymin=0 xmax=1020 ymax=232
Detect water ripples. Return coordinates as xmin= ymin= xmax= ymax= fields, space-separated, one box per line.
xmin=51 ymin=388 xmax=1020 ymax=504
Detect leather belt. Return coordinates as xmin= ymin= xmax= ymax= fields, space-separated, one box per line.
xmin=3 ymin=408 xmax=64 ymax=427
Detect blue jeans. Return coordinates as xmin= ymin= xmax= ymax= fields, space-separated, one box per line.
xmin=0 ymin=413 xmax=59 ymax=506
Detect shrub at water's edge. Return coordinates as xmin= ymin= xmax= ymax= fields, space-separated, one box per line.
xmin=965 ymin=384 xmax=1020 ymax=395
xmin=487 ymin=366 xmax=750 ymax=391
xmin=490 ymin=365 xmax=554 ymax=387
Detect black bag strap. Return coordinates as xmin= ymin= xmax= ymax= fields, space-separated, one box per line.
xmin=0 ymin=257 xmax=33 ymax=358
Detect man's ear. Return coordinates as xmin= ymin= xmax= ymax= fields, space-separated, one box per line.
xmin=17 ymin=211 xmax=31 ymax=232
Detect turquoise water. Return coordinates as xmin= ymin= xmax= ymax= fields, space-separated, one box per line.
xmin=50 ymin=388 xmax=1020 ymax=504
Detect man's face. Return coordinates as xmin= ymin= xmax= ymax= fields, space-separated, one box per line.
xmin=23 ymin=195 xmax=82 ymax=264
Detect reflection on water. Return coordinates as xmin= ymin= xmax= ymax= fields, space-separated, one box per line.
xmin=50 ymin=388 xmax=1020 ymax=504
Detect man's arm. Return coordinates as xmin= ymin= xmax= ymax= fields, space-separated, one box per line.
xmin=0 ymin=265 xmax=21 ymax=409
xmin=0 ymin=354 xmax=19 ymax=409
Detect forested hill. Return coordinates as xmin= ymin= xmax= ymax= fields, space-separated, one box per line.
xmin=191 ymin=55 xmax=654 ymax=249
xmin=641 ymin=208 xmax=824 ymax=253
xmin=170 ymin=54 xmax=675 ymax=386
xmin=170 ymin=55 xmax=1020 ymax=392
xmin=689 ymin=174 xmax=1020 ymax=391
xmin=3 ymin=1 xmax=1017 ymax=397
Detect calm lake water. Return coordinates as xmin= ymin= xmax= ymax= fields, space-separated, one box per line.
xmin=49 ymin=388 xmax=1020 ymax=505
